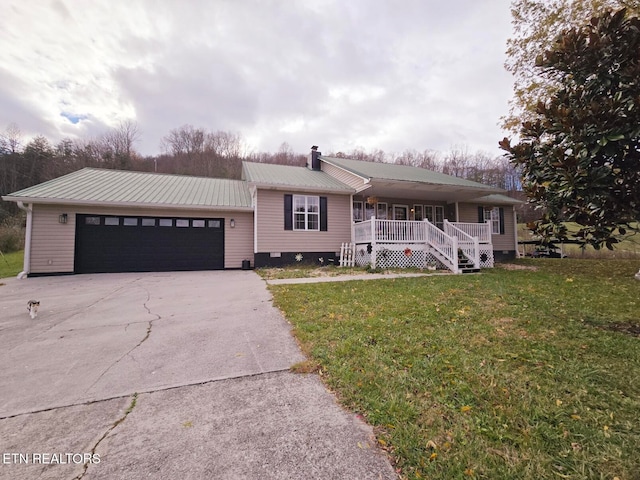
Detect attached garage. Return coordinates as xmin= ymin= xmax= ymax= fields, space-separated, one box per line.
xmin=75 ymin=214 xmax=225 ymax=273
xmin=2 ymin=168 xmax=254 ymax=276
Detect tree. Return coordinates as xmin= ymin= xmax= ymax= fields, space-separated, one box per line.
xmin=501 ymin=8 xmax=640 ymax=248
xmin=101 ymin=120 xmax=141 ymax=169
xmin=0 ymin=123 xmax=23 ymax=154
xmin=503 ymin=0 xmax=638 ymax=131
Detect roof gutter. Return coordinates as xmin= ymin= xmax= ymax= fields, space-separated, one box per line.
xmin=16 ymin=201 xmax=32 ymax=279
xmin=1 ymin=197 xmax=254 ymax=212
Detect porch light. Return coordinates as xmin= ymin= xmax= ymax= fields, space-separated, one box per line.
xmin=230 ymin=219 xmax=235 ymax=228
xmin=366 ymin=196 xmax=378 ymax=205
xmin=58 ymin=213 xmax=68 ymax=224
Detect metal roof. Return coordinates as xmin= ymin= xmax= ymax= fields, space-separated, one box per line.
xmin=242 ymin=161 xmax=354 ymax=193
xmin=469 ymin=193 xmax=523 ymax=205
xmin=321 ymin=156 xmax=500 ymax=191
xmin=2 ymin=168 xmax=253 ymax=210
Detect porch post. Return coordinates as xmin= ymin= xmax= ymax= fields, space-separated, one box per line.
xmin=370 ymin=216 xmax=377 ymax=268
xmin=452 ymin=236 xmax=459 ymax=274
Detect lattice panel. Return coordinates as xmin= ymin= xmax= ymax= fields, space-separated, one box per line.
xmin=354 ymin=246 xmax=371 ymax=267
xmin=376 ymin=246 xmax=426 ymax=269
xmin=354 ymin=242 xmax=491 ymax=271
xmin=479 ymin=247 xmax=494 ymax=268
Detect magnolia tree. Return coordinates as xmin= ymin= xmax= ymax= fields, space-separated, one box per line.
xmin=501 ymin=8 xmax=640 ymax=249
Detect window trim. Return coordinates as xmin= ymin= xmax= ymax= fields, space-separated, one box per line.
xmin=353 ymin=201 xmax=364 ymax=223
xmin=482 ymin=207 xmax=504 ymax=235
xmin=293 ymin=195 xmax=320 ymax=231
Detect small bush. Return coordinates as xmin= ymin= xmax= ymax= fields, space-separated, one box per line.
xmin=0 ymin=216 xmax=25 ymax=253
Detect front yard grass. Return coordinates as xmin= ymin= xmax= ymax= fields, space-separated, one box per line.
xmin=269 ymin=259 xmax=640 ymax=479
xmin=0 ymin=250 xmax=23 ymax=279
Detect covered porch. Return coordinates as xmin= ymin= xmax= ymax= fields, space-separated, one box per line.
xmin=349 ymin=218 xmax=494 ymax=273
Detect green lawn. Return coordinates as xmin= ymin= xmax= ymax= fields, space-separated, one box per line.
xmin=0 ymin=250 xmax=23 ymax=278
xmin=519 ymin=223 xmax=640 ymax=258
xmin=270 ymin=259 xmax=640 ymax=479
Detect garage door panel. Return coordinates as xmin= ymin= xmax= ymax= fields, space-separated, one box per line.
xmin=75 ymin=215 xmax=224 ymax=273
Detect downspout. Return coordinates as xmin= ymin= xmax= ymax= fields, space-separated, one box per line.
xmin=16 ymin=201 xmax=32 ymax=279
xmin=350 ymin=194 xmax=354 ymax=243
xmin=252 ymin=187 xmax=258 ymax=259
xmin=513 ymin=206 xmax=520 ymax=258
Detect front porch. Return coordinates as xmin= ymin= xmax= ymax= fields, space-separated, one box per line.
xmin=348 ymin=218 xmax=494 ymax=273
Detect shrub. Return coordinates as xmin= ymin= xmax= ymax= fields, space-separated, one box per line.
xmin=0 ymin=215 xmax=25 ymax=253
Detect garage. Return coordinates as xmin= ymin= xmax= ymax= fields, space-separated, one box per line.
xmin=75 ymin=214 xmax=225 ymax=273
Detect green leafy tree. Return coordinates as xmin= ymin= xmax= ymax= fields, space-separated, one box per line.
xmin=504 ymin=0 xmax=638 ymax=131
xmin=501 ymin=8 xmax=640 ymax=249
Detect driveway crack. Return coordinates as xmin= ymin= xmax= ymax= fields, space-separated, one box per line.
xmin=72 ymin=393 xmax=138 ymax=480
xmin=82 ymin=287 xmax=161 ymax=395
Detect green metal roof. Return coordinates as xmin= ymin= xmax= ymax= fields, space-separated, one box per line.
xmin=2 ymin=168 xmax=253 ymax=210
xmin=469 ymin=193 xmax=523 ymax=205
xmin=321 ymin=156 xmax=500 ymax=191
xmin=242 ymin=161 xmax=354 ymax=193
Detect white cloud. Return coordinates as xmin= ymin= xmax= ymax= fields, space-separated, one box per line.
xmin=0 ymin=0 xmax=514 ymax=158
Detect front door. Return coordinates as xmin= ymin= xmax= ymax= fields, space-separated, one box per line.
xmin=392 ymin=205 xmax=408 ymax=220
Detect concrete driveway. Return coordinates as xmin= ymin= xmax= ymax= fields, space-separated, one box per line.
xmin=0 ymin=271 xmax=397 ymax=480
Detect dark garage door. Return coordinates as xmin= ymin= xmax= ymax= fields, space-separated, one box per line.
xmin=75 ymin=214 xmax=225 ymax=273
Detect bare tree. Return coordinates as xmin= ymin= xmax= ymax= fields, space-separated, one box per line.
xmin=0 ymin=123 xmax=23 ymax=154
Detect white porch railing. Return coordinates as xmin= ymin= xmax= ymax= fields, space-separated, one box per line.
xmin=449 ymin=221 xmax=492 ymax=244
xmin=444 ymin=220 xmax=479 ymax=270
xmin=424 ymin=220 xmax=459 ymax=273
xmin=351 ymin=217 xmax=493 ymax=273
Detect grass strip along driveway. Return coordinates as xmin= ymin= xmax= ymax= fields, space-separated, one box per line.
xmin=269 ymin=259 xmax=640 ymax=479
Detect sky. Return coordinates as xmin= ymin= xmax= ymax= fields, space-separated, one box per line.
xmin=0 ymin=0 xmax=516 ymax=158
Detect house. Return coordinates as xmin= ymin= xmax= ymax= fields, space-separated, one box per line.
xmin=1 ymin=147 xmax=520 ymax=277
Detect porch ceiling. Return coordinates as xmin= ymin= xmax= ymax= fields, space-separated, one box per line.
xmin=357 ymin=180 xmax=502 ymax=203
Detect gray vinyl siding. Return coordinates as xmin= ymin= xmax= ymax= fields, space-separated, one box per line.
xmin=321 ymin=163 xmax=369 ymax=192
xmin=255 ymin=189 xmax=352 ymax=253
xmin=222 ymin=211 xmax=253 ymax=268
xmin=31 ymin=205 xmax=76 ymax=274
xmin=28 ymin=204 xmax=254 ymax=274
xmin=458 ymin=202 xmax=516 ymax=251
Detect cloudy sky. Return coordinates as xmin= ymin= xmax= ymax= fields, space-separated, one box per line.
xmin=1 ymin=0 xmax=515 ymax=158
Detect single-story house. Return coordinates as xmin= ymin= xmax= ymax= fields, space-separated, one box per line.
xmin=2 ymin=147 xmax=521 ymax=277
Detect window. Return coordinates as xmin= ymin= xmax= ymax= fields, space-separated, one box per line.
xmin=423 ymin=205 xmax=444 ymax=229
xmin=424 ymin=205 xmax=434 ymax=223
xmin=85 ymin=217 xmax=100 ymax=225
xmin=141 ymin=218 xmax=156 ymax=226
xmin=176 ymin=219 xmax=189 ymax=227
xmin=353 ymin=201 xmax=363 ymax=222
xmin=484 ymin=207 xmax=502 ymax=234
xmin=377 ymin=202 xmax=388 ymax=220
xmin=208 ymin=220 xmax=221 ymax=228
xmin=105 ymin=217 xmax=119 ymax=226
xmin=434 ymin=206 xmax=444 ymax=230
xmin=294 ymin=195 xmax=320 ymax=231
xmin=365 ymin=203 xmax=375 ymax=220
xmin=192 ymin=220 xmax=205 ymax=228
xmin=413 ymin=205 xmax=423 ymax=221
xmin=123 ymin=217 xmax=138 ymax=226
xmin=284 ymin=194 xmax=327 ymax=231
xmin=159 ymin=219 xmax=173 ymax=227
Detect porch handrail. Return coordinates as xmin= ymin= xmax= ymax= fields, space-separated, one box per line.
xmin=450 ymin=221 xmax=492 ymax=244
xmin=423 ymin=220 xmax=458 ymax=273
xmin=444 ymin=220 xmax=480 ymax=269
xmin=354 ymin=220 xmax=372 ymax=243
xmin=375 ymin=219 xmax=427 ymax=242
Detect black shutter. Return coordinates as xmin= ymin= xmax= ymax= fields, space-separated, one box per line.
xmin=478 ymin=206 xmax=484 ymax=223
xmin=284 ymin=194 xmax=293 ymax=230
xmin=499 ymin=207 xmax=505 ymax=235
xmin=320 ymin=196 xmax=328 ymax=231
